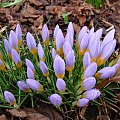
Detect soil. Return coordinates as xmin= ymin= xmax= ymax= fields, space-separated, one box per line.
xmin=0 ymin=0 xmax=120 ymax=120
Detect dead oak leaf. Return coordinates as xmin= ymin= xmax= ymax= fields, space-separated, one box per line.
xmin=0 ymin=114 xmax=7 ymax=120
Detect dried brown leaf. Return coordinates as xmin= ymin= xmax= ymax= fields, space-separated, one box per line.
xmin=0 ymin=114 xmax=7 ymax=120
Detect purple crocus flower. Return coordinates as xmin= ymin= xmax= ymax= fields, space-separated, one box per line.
xmin=84 ymin=62 xmax=97 ymax=79
xmin=66 ymin=50 xmax=75 ymax=72
xmin=53 ymin=55 xmax=65 ymax=78
xmin=95 ymin=66 xmax=116 ymax=79
xmin=4 ymin=39 xmax=12 ymax=58
xmin=38 ymin=43 xmax=45 ymax=61
xmin=78 ymin=26 xmax=88 ymax=43
xmin=26 ymin=32 xmax=37 ymax=55
xmin=82 ymin=77 xmax=96 ymax=90
xmin=63 ymin=40 xmax=72 ymax=58
xmin=27 ymin=67 xmax=34 ymax=79
xmin=26 ymin=59 xmax=35 ymax=72
xmin=0 ymin=59 xmax=6 ymax=70
xmin=26 ymin=79 xmax=43 ymax=92
xmin=95 ymin=28 xmax=103 ymax=40
xmin=15 ymin=24 xmax=22 ymax=47
xmin=54 ymin=24 xmax=60 ymax=40
xmin=40 ymin=61 xmax=49 ymax=77
xmin=84 ymin=89 xmax=101 ymax=100
xmin=49 ymin=94 xmax=62 ymax=107
xmin=9 ymin=30 xmax=18 ymax=51
xmin=4 ymin=91 xmax=16 ymax=105
xmin=88 ymin=27 xmax=94 ymax=38
xmin=77 ymin=98 xmax=89 ymax=107
xmin=56 ymin=78 xmax=66 ymax=92
xmin=97 ymin=40 xmax=116 ymax=65
xmin=67 ymin=22 xmax=74 ymax=36
xmin=65 ymin=32 xmax=74 ymax=47
xmin=83 ymin=52 xmax=91 ymax=69
xmin=12 ymin=49 xmax=22 ymax=68
xmin=52 ymin=48 xmax=57 ymax=60
xmin=42 ymin=24 xmax=49 ymax=45
xmin=56 ymin=29 xmax=64 ymax=55
xmin=101 ymin=29 xmax=115 ymax=51
xmin=17 ymin=81 xmax=30 ymax=92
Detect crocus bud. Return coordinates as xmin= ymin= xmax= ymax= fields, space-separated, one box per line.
xmin=82 ymin=77 xmax=96 ymax=90
xmin=26 ymin=79 xmax=43 ymax=92
xmin=26 ymin=32 xmax=37 ymax=55
xmin=26 ymin=59 xmax=35 ymax=72
xmin=0 ymin=59 xmax=6 ymax=70
xmin=38 ymin=43 xmax=45 ymax=61
xmin=56 ymin=78 xmax=66 ymax=92
xmin=54 ymin=24 xmax=60 ymax=40
xmin=77 ymin=98 xmax=89 ymax=107
xmin=101 ymin=29 xmax=115 ymax=51
xmin=66 ymin=50 xmax=75 ymax=72
xmin=4 ymin=39 xmax=12 ymax=58
xmin=15 ymin=24 xmax=22 ymax=47
xmin=95 ymin=66 xmax=116 ymax=79
xmin=95 ymin=28 xmax=103 ymax=40
xmin=78 ymin=26 xmax=88 ymax=43
xmin=53 ymin=55 xmax=65 ymax=78
xmin=4 ymin=91 xmax=16 ymax=105
xmin=27 ymin=67 xmax=34 ymax=79
xmin=88 ymin=27 xmax=94 ymax=39
xmin=9 ymin=30 xmax=18 ymax=51
xmin=83 ymin=52 xmax=91 ymax=69
xmin=84 ymin=89 xmax=101 ymax=100
xmin=67 ymin=22 xmax=74 ymax=36
xmin=42 ymin=24 xmax=49 ymax=45
xmin=63 ymin=40 xmax=72 ymax=58
xmin=17 ymin=81 xmax=31 ymax=92
xmin=97 ymin=40 xmax=116 ymax=65
xmin=49 ymin=94 xmax=62 ymax=107
xmin=12 ymin=49 xmax=22 ymax=68
xmin=56 ymin=29 xmax=64 ymax=55
xmin=84 ymin=62 xmax=97 ymax=79
xmin=65 ymin=32 xmax=74 ymax=47
xmin=52 ymin=48 xmax=56 ymax=60
xmin=40 ymin=61 xmax=49 ymax=77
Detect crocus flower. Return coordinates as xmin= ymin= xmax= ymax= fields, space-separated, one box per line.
xmin=26 ymin=59 xmax=35 ymax=72
xmin=84 ymin=89 xmax=101 ymax=100
xmin=49 ymin=94 xmax=62 ymax=107
xmin=42 ymin=24 xmax=49 ymax=45
xmin=56 ymin=78 xmax=66 ymax=92
xmin=0 ymin=59 xmax=6 ymax=70
xmin=66 ymin=22 xmax=74 ymax=36
xmin=63 ymin=40 xmax=72 ymax=58
xmin=88 ymin=27 xmax=94 ymax=39
xmin=9 ymin=30 xmax=18 ymax=51
xmin=82 ymin=77 xmax=96 ymax=90
xmin=65 ymin=30 xmax=74 ymax=47
xmin=4 ymin=91 xmax=16 ymax=105
xmin=95 ymin=28 xmax=103 ymax=40
xmin=38 ymin=43 xmax=45 ymax=61
xmin=54 ymin=24 xmax=60 ymax=40
xmin=53 ymin=55 xmax=65 ymax=78
xmin=100 ymin=29 xmax=115 ymax=51
xmin=78 ymin=26 xmax=88 ymax=43
xmin=97 ymin=40 xmax=116 ymax=65
xmin=12 ymin=49 xmax=22 ymax=68
xmin=52 ymin=48 xmax=56 ymax=60
xmin=17 ymin=81 xmax=31 ymax=92
xmin=56 ymin=29 xmax=64 ymax=55
xmin=27 ymin=67 xmax=34 ymax=79
xmin=77 ymin=98 xmax=89 ymax=107
xmin=26 ymin=32 xmax=37 ymax=55
xmin=26 ymin=79 xmax=43 ymax=92
xmin=4 ymin=39 xmax=12 ymax=58
xmin=40 ymin=61 xmax=49 ymax=77
xmin=15 ymin=24 xmax=22 ymax=47
xmin=83 ymin=52 xmax=91 ymax=69
xmin=66 ymin=50 xmax=75 ymax=72
xmin=84 ymin=62 xmax=97 ymax=79
xmin=95 ymin=66 xmax=116 ymax=79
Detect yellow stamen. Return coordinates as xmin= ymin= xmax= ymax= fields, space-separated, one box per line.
xmin=30 ymin=48 xmax=37 ymax=55
xmin=56 ymin=73 xmax=64 ymax=79
xmin=43 ymin=71 xmax=49 ymax=77
xmin=66 ymin=65 xmax=74 ymax=72
xmin=56 ymin=48 xmax=63 ymax=57
xmin=39 ymin=85 xmax=44 ymax=92
xmin=16 ymin=62 xmax=22 ymax=68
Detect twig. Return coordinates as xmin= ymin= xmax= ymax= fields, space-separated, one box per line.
xmin=96 ymin=76 xmax=120 ymax=89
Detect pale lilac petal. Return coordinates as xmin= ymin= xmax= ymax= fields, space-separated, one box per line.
xmin=27 ymin=67 xmax=34 ymax=79
xmin=40 ymin=61 xmax=48 ymax=75
xmin=4 ymin=39 xmax=12 ymax=54
xmin=65 ymin=32 xmax=74 ymax=46
xmin=54 ymin=24 xmax=60 ymax=39
xmin=42 ymin=24 xmax=49 ymax=42
xmin=15 ymin=24 xmax=22 ymax=41
xmin=26 ymin=59 xmax=35 ymax=71
xmin=38 ymin=43 xmax=44 ymax=60
xmin=88 ymin=27 xmax=94 ymax=39
xmin=67 ymin=22 xmax=74 ymax=35
xmin=77 ymin=98 xmax=89 ymax=107
xmin=52 ymin=48 xmax=57 ymax=59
